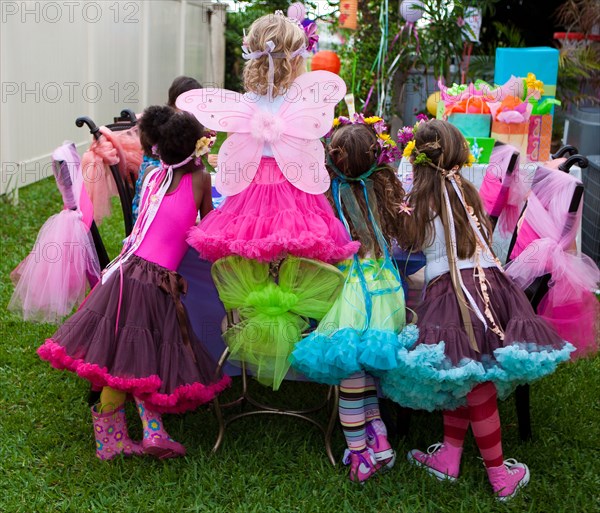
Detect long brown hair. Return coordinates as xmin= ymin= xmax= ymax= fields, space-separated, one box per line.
xmin=397 ymin=119 xmax=492 ymax=259
xmin=328 ymin=123 xmax=405 ymax=258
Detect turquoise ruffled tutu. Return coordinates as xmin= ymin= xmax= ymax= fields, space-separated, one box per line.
xmin=379 ymin=267 xmax=575 ymax=412
xmin=290 ymin=257 xmax=419 ymax=384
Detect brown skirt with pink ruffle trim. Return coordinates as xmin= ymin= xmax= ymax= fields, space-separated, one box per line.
xmin=38 ymin=255 xmax=230 ymax=413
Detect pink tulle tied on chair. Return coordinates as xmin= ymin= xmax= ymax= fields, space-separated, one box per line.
xmin=9 ymin=142 xmax=101 ymax=323
xmin=505 ymin=166 xmax=600 ymax=358
xmin=479 ymin=144 xmax=530 ymax=236
xmin=103 ymin=126 xmax=142 ymax=188
xmin=81 ymin=126 xmax=142 ymax=225
xmin=81 ymin=127 xmax=119 ymax=224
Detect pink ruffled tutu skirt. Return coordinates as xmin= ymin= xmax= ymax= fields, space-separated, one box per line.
xmin=187 ymin=157 xmax=359 ymax=263
xmin=38 ymin=255 xmax=231 ymax=413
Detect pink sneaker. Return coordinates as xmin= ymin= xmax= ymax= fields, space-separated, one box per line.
xmin=366 ymin=421 xmax=396 ymax=470
xmin=486 ymin=459 xmax=530 ymax=502
xmin=407 ymin=442 xmax=463 ymax=481
xmin=343 ymin=448 xmax=381 ymax=483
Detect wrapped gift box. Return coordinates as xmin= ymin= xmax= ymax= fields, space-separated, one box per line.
xmin=495 ymin=47 xmax=559 ymax=101
xmin=527 ymin=114 xmax=553 ymax=162
xmin=465 ymin=136 xmax=495 ymax=164
xmin=448 ymin=113 xmax=491 ymax=138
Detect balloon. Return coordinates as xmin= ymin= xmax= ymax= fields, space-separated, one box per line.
xmin=426 ymin=92 xmax=441 ymax=116
xmin=310 ymin=50 xmax=341 ymax=75
xmin=400 ymin=0 xmax=424 ymax=23
xmin=287 ymin=3 xmax=306 ymax=22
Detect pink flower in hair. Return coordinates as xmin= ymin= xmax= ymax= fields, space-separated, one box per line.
xmin=397 ymin=126 xmax=414 ymax=145
xmin=304 ymin=22 xmax=319 ymax=52
xmin=399 ymin=202 xmax=413 ymax=215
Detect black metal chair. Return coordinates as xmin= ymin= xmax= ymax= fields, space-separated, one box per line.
xmin=76 ymin=110 xmax=139 ymax=406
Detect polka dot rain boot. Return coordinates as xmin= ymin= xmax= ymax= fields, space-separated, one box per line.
xmin=91 ymin=404 xmax=144 ymax=460
xmin=135 ymin=398 xmax=186 ymax=459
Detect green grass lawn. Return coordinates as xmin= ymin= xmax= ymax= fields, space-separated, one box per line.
xmin=1 ymin=178 xmax=599 ymax=513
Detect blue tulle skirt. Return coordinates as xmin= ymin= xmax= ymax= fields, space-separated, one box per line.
xmin=290 ymin=258 xmax=418 ymax=384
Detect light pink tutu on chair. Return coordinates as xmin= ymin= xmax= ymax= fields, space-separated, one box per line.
xmin=187 ymin=157 xmax=360 ymax=263
xmin=505 ymin=166 xmax=600 ymax=358
xmin=9 ymin=143 xmax=100 ymax=323
xmin=9 ymin=211 xmax=100 ymax=323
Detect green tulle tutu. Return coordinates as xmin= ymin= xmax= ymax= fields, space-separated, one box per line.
xmin=211 ymin=255 xmax=345 ymax=390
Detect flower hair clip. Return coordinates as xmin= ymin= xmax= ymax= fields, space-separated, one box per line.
xmin=399 ymin=201 xmax=413 ymax=216
xmin=413 ymin=152 xmax=432 ymax=166
xmin=329 ymin=113 xmax=401 ymax=165
xmin=194 ymin=130 xmax=217 ymax=166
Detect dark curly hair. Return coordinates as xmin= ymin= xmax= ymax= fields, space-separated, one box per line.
xmin=167 ymin=76 xmax=202 ymax=108
xmin=327 ymin=123 xmax=405 ymax=258
xmin=138 ymin=106 xmax=203 ymax=166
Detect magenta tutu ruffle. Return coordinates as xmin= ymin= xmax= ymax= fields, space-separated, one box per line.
xmin=38 ymin=341 xmax=230 ymax=414
xmin=187 ymin=158 xmax=359 ymax=263
xmin=37 ymin=255 xmax=230 ymax=414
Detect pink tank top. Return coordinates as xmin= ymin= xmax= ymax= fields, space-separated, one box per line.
xmin=134 ymin=172 xmax=198 ymax=271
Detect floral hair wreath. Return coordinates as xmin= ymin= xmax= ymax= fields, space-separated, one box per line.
xmin=398 ymin=116 xmax=476 ymax=168
xmin=242 ymin=11 xmax=318 ymax=54
xmin=195 ymin=130 xmax=217 ymax=158
xmin=328 ymin=113 xmax=402 ymax=166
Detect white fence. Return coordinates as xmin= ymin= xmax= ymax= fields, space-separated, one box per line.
xmin=0 ymin=0 xmax=226 ymax=196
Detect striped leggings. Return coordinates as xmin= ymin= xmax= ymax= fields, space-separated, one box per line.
xmin=339 ymin=371 xmax=382 ymax=451
xmin=443 ymin=382 xmax=504 ymax=468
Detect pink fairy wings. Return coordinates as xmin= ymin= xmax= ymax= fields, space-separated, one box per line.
xmin=177 ymin=70 xmax=347 ymax=196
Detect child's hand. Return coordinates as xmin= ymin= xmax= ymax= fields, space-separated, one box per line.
xmin=208 ymin=154 xmax=218 ymax=167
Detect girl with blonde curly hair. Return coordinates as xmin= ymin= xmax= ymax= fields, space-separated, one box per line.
xmin=177 ymin=12 xmax=357 ymax=389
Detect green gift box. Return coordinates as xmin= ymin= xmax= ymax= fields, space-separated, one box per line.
xmin=465 ymin=137 xmax=495 ymax=164
xmin=448 ymin=113 xmax=492 ymax=138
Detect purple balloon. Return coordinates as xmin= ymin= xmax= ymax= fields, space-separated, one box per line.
xmin=287 ymin=2 xmax=306 ymax=22
xmin=400 ymin=0 xmax=424 ymax=23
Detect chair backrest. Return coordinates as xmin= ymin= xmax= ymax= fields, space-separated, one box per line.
xmin=76 ymin=112 xmax=139 ymax=236
xmin=505 ymin=158 xmax=586 ymax=308
xmin=107 ymin=109 xmax=138 ymax=131
xmin=479 ymin=144 xmax=522 ymax=235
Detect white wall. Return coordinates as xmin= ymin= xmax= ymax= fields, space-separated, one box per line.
xmin=0 ymin=0 xmax=226 ymax=196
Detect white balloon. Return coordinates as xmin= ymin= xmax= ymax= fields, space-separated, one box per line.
xmin=400 ymin=0 xmax=424 ymax=23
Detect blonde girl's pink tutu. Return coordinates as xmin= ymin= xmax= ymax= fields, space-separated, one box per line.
xmin=187 ymin=157 xmax=360 ymax=263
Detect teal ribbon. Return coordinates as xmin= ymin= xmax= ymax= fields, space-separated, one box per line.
xmin=329 ymin=157 xmax=402 ymax=327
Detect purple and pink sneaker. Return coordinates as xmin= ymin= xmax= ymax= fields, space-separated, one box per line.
xmin=366 ymin=420 xmax=396 ymax=470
